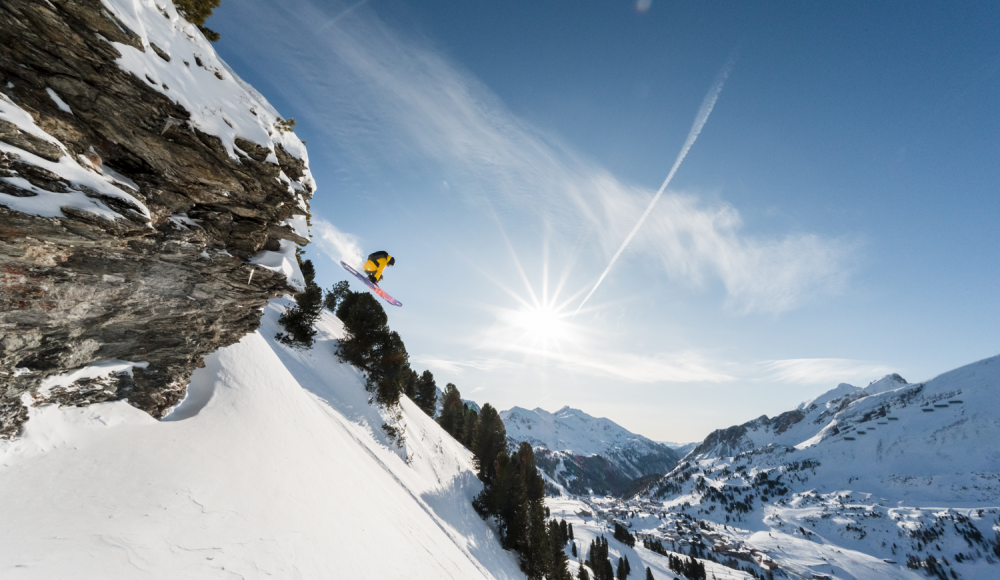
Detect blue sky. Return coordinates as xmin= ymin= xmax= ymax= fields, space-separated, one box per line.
xmin=210 ymin=0 xmax=1000 ymax=442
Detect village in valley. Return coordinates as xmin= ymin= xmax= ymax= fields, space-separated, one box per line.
xmin=547 ymin=494 xmax=780 ymax=580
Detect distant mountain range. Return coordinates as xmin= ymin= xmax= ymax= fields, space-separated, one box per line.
xmin=500 ymin=406 xmax=679 ymax=496
xmin=634 ymin=354 xmax=1000 ymax=578
xmin=662 ymin=440 xmax=699 ymax=459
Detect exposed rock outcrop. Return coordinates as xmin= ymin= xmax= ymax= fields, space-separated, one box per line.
xmin=0 ymin=0 xmax=314 ymax=436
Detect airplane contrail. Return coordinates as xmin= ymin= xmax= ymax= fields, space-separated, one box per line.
xmin=322 ymin=0 xmax=376 ymax=30
xmin=573 ymin=55 xmax=736 ymax=316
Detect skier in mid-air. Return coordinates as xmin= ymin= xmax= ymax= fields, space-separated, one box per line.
xmin=339 ymin=251 xmax=402 ymax=307
xmin=362 ymin=251 xmax=395 ymax=286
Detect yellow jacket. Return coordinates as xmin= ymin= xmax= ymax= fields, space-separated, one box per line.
xmin=362 ymin=251 xmax=394 ymax=282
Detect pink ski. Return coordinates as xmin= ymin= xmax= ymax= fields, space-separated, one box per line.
xmin=340 ymin=261 xmax=402 ymax=307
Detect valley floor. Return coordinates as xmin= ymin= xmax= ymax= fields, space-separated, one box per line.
xmin=546 ymin=488 xmax=999 ymax=580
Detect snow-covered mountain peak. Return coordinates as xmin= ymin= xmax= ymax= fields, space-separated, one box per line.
xmin=501 ymin=406 xmax=653 ymax=455
xmin=636 ymin=354 xmax=1000 ymax=579
xmin=797 ymin=382 xmax=861 ymax=411
xmin=553 ymin=406 xmax=587 ymax=419
xmin=863 ymin=372 xmax=910 ymax=394
xmin=500 ymin=405 xmax=679 ymax=495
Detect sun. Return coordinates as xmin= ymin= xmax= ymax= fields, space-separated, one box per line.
xmin=493 ymin=302 xmax=582 ymax=356
xmin=507 ymin=305 xmax=573 ymax=345
xmin=471 ymin=221 xmax=598 ymax=358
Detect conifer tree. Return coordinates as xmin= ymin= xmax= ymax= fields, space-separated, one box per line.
xmin=403 ymin=368 xmax=419 ymax=399
xmin=579 ymin=565 xmax=591 ymax=580
xmin=616 ymin=557 xmax=626 ymax=580
xmin=334 ymin=289 xmax=409 ymax=414
xmin=502 ymin=453 xmax=529 ymax=551
xmin=277 ymin=259 xmax=323 ymax=347
xmin=509 ymin=444 xmax=536 ymax=547
xmin=461 ymin=406 xmax=479 ymax=447
xmin=466 ymin=407 xmax=554 ymax=579
xmin=366 ymin=329 xmax=409 ymax=409
xmin=603 ymin=559 xmax=615 ymax=580
xmin=336 ymin=291 xmax=389 ymax=369
xmin=614 ymin=522 xmax=636 ymax=548
xmin=323 ymin=280 xmax=350 ymax=311
xmin=175 ymin=0 xmax=222 ymax=40
xmin=414 ymin=370 xmax=438 ymax=416
xmin=437 ymin=383 xmax=465 ymax=437
xmin=586 ymin=536 xmax=615 ymax=580
xmin=472 ymin=404 xmax=507 ymax=483
xmin=548 ymin=520 xmax=571 ymax=580
xmin=645 ymin=566 xmax=654 ymax=580
xmin=523 ymin=481 xmax=550 ymax=579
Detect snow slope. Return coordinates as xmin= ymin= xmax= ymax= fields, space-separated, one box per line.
xmin=0 ymin=301 xmax=525 ymax=579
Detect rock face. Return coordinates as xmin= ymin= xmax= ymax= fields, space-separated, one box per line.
xmin=0 ymin=0 xmax=314 ymax=436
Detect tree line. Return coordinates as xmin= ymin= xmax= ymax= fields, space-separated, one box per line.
xmin=278 ymin=266 xmax=573 ymax=578
xmin=436 ymin=381 xmax=573 ymax=580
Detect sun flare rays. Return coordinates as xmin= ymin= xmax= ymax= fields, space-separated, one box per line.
xmin=477 ymin=220 xmax=595 ymax=358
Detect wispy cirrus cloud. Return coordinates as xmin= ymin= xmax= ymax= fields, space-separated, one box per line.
xmin=756 ymin=358 xmax=894 ymax=385
xmin=414 ymin=350 xmax=892 ymax=388
xmin=409 ymin=356 xmax=518 ymax=376
xmin=416 ymin=348 xmax=734 ymax=384
xmin=511 ymin=346 xmax=737 ymax=384
xmin=244 ymin=0 xmax=854 ymax=314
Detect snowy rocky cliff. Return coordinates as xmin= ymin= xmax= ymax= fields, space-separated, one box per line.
xmin=501 ymin=406 xmax=679 ymax=496
xmin=0 ymin=0 xmax=313 ymax=436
